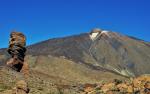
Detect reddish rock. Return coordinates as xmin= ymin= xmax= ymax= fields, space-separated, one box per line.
xmin=7 ymin=31 xmax=27 ymax=72
xmin=101 ymin=82 xmax=115 ymax=93
xmin=6 ymin=31 xmax=29 ymax=78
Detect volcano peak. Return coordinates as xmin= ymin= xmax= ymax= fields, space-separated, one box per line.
xmin=89 ymin=28 xmax=110 ymax=40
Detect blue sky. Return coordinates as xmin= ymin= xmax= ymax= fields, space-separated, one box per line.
xmin=0 ymin=0 xmax=150 ymax=48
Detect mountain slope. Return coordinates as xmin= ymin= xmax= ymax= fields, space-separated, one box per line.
xmin=25 ymin=30 xmax=150 ymax=77
xmin=0 ymin=29 xmax=150 ymax=93
xmin=0 ymin=29 xmax=150 ymax=77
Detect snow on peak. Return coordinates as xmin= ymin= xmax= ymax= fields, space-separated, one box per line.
xmin=89 ymin=28 xmax=102 ymax=40
xmin=101 ymin=30 xmax=109 ymax=34
xmin=101 ymin=30 xmax=109 ymax=36
xmin=90 ymin=32 xmax=99 ymax=40
xmin=89 ymin=29 xmax=110 ymax=40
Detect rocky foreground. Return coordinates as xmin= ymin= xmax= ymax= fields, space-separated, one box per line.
xmin=82 ymin=75 xmax=150 ymax=94
xmin=0 ymin=66 xmax=150 ymax=94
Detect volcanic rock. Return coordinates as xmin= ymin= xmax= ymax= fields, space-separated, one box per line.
xmin=6 ymin=31 xmax=29 ymax=77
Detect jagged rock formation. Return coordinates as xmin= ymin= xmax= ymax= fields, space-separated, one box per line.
xmin=4 ymin=31 xmax=30 ymax=93
xmin=7 ymin=32 xmax=26 ymax=71
xmin=6 ymin=32 xmax=29 ymax=77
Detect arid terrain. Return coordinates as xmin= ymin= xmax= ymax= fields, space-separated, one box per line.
xmin=0 ymin=29 xmax=150 ymax=94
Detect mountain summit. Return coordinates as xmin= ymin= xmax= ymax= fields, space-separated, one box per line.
xmin=0 ymin=29 xmax=150 ymax=93
xmin=24 ymin=28 xmax=150 ymax=77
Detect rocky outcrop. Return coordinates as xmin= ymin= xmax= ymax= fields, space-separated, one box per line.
xmin=5 ymin=31 xmax=29 ymax=93
xmin=6 ymin=31 xmax=29 ymax=77
xmin=82 ymin=75 xmax=150 ymax=94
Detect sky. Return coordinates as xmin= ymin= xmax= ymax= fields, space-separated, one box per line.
xmin=0 ymin=0 xmax=150 ymax=48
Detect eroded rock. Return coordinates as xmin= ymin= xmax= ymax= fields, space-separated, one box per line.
xmin=6 ymin=31 xmax=29 ymax=77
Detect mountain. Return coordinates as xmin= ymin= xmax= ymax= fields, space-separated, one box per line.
xmin=26 ymin=29 xmax=150 ymax=77
xmin=0 ymin=29 xmax=150 ymax=93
